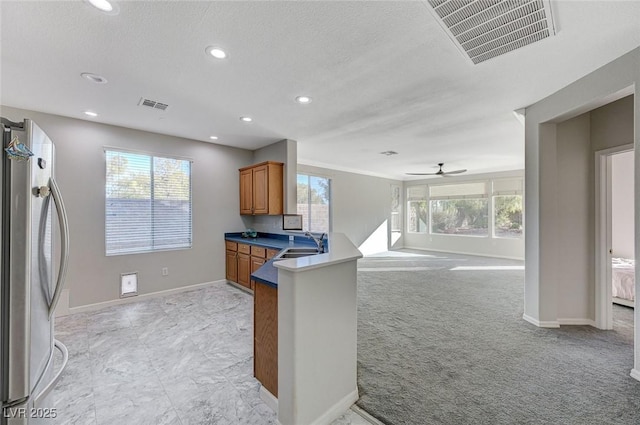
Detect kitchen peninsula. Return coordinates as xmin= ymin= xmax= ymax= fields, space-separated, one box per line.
xmin=223 ymin=232 xmax=362 ymax=425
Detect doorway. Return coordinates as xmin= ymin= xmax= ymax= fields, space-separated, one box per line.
xmin=595 ymin=145 xmax=635 ymax=330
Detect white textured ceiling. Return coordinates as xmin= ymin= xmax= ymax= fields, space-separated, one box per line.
xmin=1 ymin=1 xmax=640 ymax=180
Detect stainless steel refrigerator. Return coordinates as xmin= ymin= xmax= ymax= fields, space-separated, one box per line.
xmin=1 ymin=118 xmax=69 ymax=424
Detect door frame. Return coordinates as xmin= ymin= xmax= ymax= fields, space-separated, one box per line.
xmin=594 ymin=144 xmax=634 ymax=330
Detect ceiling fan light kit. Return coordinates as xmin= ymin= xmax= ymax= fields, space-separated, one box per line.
xmin=406 ymin=162 xmax=467 ymax=176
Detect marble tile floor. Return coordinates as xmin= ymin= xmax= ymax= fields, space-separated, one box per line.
xmin=52 ymin=282 xmax=376 ymax=425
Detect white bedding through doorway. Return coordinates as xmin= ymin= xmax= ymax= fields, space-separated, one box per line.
xmin=612 ymin=257 xmax=635 ymax=307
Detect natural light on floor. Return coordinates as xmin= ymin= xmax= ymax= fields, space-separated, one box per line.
xmin=449 ymin=266 xmax=525 ymax=271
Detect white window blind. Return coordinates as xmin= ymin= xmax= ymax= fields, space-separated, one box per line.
xmin=429 ymin=182 xmax=487 ymax=199
xmin=492 ymin=178 xmax=523 ymax=195
xmin=407 ymin=185 xmax=428 ymax=201
xmin=106 ymin=150 xmax=192 ymax=255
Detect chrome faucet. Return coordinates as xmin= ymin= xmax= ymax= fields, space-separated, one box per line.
xmin=304 ymin=232 xmax=326 ymax=253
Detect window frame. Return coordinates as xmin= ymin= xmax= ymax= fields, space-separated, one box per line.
xmin=296 ymin=172 xmax=332 ymax=233
xmin=104 ymin=147 xmax=193 ymax=256
xmin=405 ymin=176 xmax=524 ymax=240
xmin=406 ymin=185 xmax=428 ymax=234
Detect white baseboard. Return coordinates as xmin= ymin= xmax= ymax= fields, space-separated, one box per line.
xmin=522 ymin=313 xmax=560 ymax=328
xmin=402 ymin=245 xmax=524 ymax=261
xmin=309 ymin=389 xmax=359 ymax=425
xmin=259 ymin=385 xmax=278 ymax=413
xmin=351 ymin=405 xmax=386 ymax=425
xmin=631 ymin=369 xmax=640 ymax=382
xmin=613 ymin=297 xmax=635 ymax=308
xmin=226 ymin=280 xmax=254 ymax=295
xmin=68 ymin=280 xmax=226 ymax=315
xmin=557 ymin=318 xmax=596 ymax=326
xmin=54 ymin=288 xmax=71 ymax=318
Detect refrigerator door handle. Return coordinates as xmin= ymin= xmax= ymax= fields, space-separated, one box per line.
xmin=48 ymin=177 xmax=69 ymax=319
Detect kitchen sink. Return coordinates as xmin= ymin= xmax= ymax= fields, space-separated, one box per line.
xmin=273 ymin=247 xmax=320 ymax=260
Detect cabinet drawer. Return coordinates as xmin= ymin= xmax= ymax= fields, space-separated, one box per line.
xmin=238 ymin=243 xmax=251 ymax=255
xmin=251 ymin=246 xmax=266 ymax=258
xmin=266 ymin=248 xmax=279 ymax=260
xmin=225 ymin=241 xmax=238 ymax=251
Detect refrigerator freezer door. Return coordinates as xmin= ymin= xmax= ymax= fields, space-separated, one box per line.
xmin=1 ymin=120 xmax=54 ymax=410
xmin=26 ymin=120 xmax=55 ymax=397
xmin=2 ymin=121 xmax=31 ymax=407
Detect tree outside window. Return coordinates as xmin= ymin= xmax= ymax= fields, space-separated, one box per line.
xmin=493 ymin=195 xmax=523 ymax=238
xmin=430 ymin=199 xmax=488 ymax=236
xmin=297 ymin=174 xmax=330 ymax=233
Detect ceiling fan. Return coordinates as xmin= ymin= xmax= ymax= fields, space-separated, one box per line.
xmin=406 ymin=163 xmax=467 ymax=176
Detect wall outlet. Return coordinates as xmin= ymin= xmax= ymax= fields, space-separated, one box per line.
xmin=162 ymin=267 xmax=169 ymax=276
xmin=289 ymin=235 xmax=294 ymax=242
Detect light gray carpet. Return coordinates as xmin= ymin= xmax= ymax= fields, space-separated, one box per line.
xmin=355 ymin=250 xmax=639 ymax=425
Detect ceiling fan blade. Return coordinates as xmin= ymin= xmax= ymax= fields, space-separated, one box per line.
xmin=406 ymin=172 xmax=439 ymax=175
xmin=443 ymin=169 xmax=467 ymax=175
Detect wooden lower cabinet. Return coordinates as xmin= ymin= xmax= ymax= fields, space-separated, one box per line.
xmin=250 ymin=257 xmax=265 ymax=291
xmin=237 ymin=253 xmax=251 ymax=289
xmin=254 ymin=281 xmax=278 ymax=396
xmin=225 ymin=241 xmax=280 ymax=293
xmin=225 ymin=249 xmax=238 ymax=282
xmin=225 ymin=242 xmax=252 ymax=290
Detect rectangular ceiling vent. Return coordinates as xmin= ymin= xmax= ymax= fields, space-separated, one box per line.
xmin=138 ymin=97 xmax=169 ymax=111
xmin=426 ymin=0 xmax=556 ymax=64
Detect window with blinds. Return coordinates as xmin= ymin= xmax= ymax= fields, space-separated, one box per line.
xmin=429 ymin=182 xmax=489 ymax=236
xmin=407 ymin=185 xmax=428 ymax=233
xmin=297 ymin=173 xmax=331 ymax=233
xmin=105 ymin=149 xmax=192 ymax=255
xmin=391 ymin=185 xmax=402 ymax=232
xmin=492 ymin=178 xmax=523 ymax=239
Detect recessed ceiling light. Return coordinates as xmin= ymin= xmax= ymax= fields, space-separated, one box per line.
xmin=206 ymin=46 xmax=227 ymax=59
xmin=209 ymin=136 xmax=218 ymax=140
xmin=295 ymin=96 xmax=312 ymax=104
xmin=84 ymin=111 xmax=98 ymax=117
xmin=240 ymin=117 xmax=252 ymax=123
xmin=81 ymin=72 xmax=108 ymax=84
xmin=88 ymin=0 xmax=112 ymax=11
xmin=84 ymin=0 xmax=119 ymax=14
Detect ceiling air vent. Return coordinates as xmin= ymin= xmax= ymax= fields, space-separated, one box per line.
xmin=426 ymin=0 xmax=556 ymax=64
xmin=138 ymin=97 xmax=169 ymax=111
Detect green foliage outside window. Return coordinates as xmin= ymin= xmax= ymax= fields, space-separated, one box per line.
xmin=494 ymin=195 xmax=523 ymax=238
xmin=430 ymin=199 xmax=488 ymax=236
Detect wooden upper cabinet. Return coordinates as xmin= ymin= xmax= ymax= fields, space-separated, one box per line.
xmin=240 ymin=169 xmax=254 ymax=215
xmin=239 ymin=161 xmax=283 ymax=215
xmin=252 ymin=164 xmax=269 ymax=214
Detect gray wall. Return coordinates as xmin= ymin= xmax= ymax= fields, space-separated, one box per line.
xmin=529 ymin=96 xmax=633 ymax=323
xmin=523 ymin=43 xmax=639 ymax=337
xmin=1 ymin=106 xmax=252 ymax=308
xmin=249 ymin=139 xmax=297 ymax=233
xmin=298 ymin=164 xmax=403 ymax=255
xmin=555 ymin=113 xmax=593 ymax=320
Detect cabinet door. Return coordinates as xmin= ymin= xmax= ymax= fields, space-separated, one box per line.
xmin=240 ymin=168 xmax=254 ymax=215
xmin=237 ymin=253 xmax=251 ymax=289
xmin=254 ymin=282 xmax=278 ymax=397
xmin=266 ymin=248 xmax=279 ymax=260
xmin=225 ymin=250 xmax=238 ymax=282
xmin=250 ymin=257 xmax=265 ymax=291
xmin=252 ymin=164 xmax=269 ymax=214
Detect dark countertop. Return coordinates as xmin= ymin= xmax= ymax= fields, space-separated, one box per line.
xmin=224 ymin=232 xmax=319 ymax=288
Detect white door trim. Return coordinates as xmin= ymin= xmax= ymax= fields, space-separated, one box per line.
xmin=594 ymin=144 xmax=633 ymax=330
